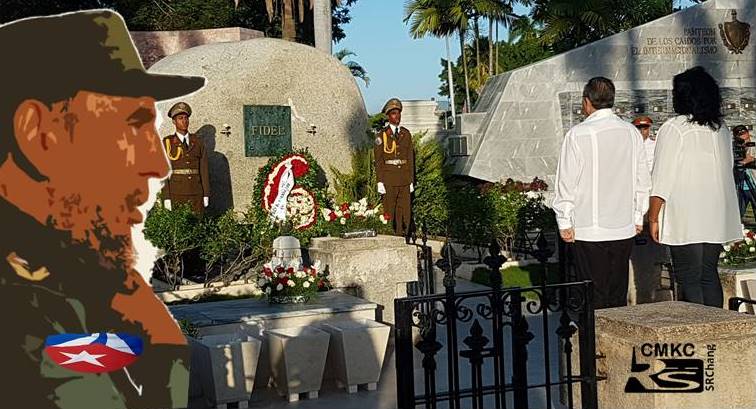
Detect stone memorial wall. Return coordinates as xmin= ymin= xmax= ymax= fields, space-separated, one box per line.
xmin=149 ymin=38 xmax=369 ymax=214
xmin=451 ymin=0 xmax=756 ymax=185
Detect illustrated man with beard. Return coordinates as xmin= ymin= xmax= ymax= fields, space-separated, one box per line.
xmin=0 ymin=10 xmax=204 ymax=409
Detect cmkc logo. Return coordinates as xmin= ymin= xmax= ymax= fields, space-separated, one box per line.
xmin=625 ymin=343 xmax=716 ymax=393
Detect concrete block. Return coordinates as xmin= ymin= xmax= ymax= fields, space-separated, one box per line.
xmin=308 ymin=235 xmax=417 ymax=323
xmin=719 ymin=265 xmax=756 ymax=311
xmin=321 ymin=319 xmax=391 ymax=392
xmin=267 ymin=326 xmax=330 ymax=401
xmin=595 ymin=302 xmax=756 ymax=409
xmin=188 ymin=331 xmax=261 ymax=407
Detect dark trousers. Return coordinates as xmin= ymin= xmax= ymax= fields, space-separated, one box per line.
xmin=669 ymin=243 xmax=724 ymax=307
xmin=383 ymin=185 xmax=412 ymax=237
xmin=573 ymin=238 xmax=634 ymax=309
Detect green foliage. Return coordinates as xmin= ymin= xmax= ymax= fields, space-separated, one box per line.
xmin=368 ymin=113 xmax=387 ymax=130
xmin=440 ymin=30 xmax=553 ymax=113
xmin=485 ymin=185 xmax=528 ymax=247
xmin=471 ymin=263 xmax=560 ymax=299
xmin=335 ymin=48 xmax=370 ymax=86
xmin=0 ymin=0 xmax=358 ymax=46
xmin=413 ymin=133 xmax=449 ymax=236
xmin=200 ymin=209 xmax=266 ymax=284
xmin=143 ymin=202 xmax=203 ymax=287
xmin=447 ymin=184 xmax=495 ymax=248
xmin=331 ymin=144 xmax=380 ymax=205
xmin=178 ymin=319 xmax=200 ymax=339
xmin=531 ymin=0 xmax=674 ymax=53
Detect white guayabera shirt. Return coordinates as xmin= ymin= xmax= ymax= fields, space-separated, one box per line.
xmin=552 ymin=108 xmax=651 ymax=242
xmin=651 ymin=116 xmax=741 ymax=245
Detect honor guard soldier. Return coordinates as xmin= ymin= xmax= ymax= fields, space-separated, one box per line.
xmin=161 ymin=102 xmax=210 ymax=214
xmin=375 ymin=98 xmax=415 ymax=238
xmin=632 ymin=116 xmax=655 ymax=173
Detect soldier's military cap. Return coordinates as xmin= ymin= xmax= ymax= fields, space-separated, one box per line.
xmin=0 ymin=10 xmax=205 ymax=105
xmin=733 ymin=125 xmax=750 ymax=137
xmin=168 ymin=102 xmax=192 ymax=118
xmin=632 ymin=116 xmax=653 ymax=127
xmin=382 ymin=98 xmax=403 ymax=114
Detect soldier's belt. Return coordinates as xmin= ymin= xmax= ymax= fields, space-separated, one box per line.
xmin=384 ymin=159 xmax=407 ymax=166
xmin=172 ymin=169 xmax=199 ymax=175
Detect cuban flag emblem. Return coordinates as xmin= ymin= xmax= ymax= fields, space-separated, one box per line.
xmin=44 ymin=333 xmax=143 ymax=373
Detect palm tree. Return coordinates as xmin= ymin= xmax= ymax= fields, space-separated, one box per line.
xmin=449 ymin=0 xmax=507 ymax=111
xmin=235 ymin=0 xmax=341 ymax=44
xmin=404 ymin=0 xmax=459 ymax=122
xmin=531 ymin=0 xmax=672 ymax=52
xmin=486 ymin=0 xmax=521 ymax=76
xmin=334 ymin=49 xmax=370 ymax=86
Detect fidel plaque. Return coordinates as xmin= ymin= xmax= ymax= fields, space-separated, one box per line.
xmin=244 ymin=105 xmax=292 ymax=157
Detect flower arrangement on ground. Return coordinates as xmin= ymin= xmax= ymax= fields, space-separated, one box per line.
xmin=320 ymin=197 xmax=393 ymax=236
xmin=720 ymin=229 xmax=756 ymax=266
xmin=257 ymin=260 xmax=330 ymax=303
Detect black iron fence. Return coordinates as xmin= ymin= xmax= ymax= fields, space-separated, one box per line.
xmin=395 ymin=238 xmax=597 ymax=409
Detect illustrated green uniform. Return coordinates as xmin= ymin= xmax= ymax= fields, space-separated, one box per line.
xmin=0 ymin=198 xmax=190 ymax=409
xmin=374 ymin=125 xmax=415 ymax=236
xmin=161 ymin=133 xmax=210 ymax=215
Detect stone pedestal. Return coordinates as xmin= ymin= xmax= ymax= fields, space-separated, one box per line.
xmin=595 ymin=301 xmax=756 ymax=409
xmin=188 ymin=332 xmax=261 ymax=409
xmin=308 ymin=235 xmax=417 ymax=323
xmin=321 ymin=319 xmax=391 ymax=393
xmin=718 ymin=264 xmax=756 ymax=311
xmin=267 ymin=326 xmax=330 ymax=402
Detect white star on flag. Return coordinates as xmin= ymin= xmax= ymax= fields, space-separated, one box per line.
xmin=59 ymin=351 xmax=106 ymax=367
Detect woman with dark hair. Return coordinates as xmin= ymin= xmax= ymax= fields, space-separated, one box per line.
xmin=648 ymin=66 xmax=741 ymax=307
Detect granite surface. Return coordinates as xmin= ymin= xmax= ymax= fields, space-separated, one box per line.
xmin=169 ymin=290 xmax=377 ymax=328
xmin=149 ymin=38 xmax=368 ymax=214
xmin=452 ymin=0 xmax=756 ymax=184
xmin=308 ymin=235 xmax=417 ymax=324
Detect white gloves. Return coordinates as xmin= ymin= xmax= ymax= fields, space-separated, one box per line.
xmin=163 ymin=198 xmax=209 ymax=209
xmin=377 ymin=183 xmax=415 ymax=194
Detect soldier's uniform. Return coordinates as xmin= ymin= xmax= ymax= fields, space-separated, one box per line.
xmin=375 ymin=98 xmax=415 ymax=237
xmin=161 ymin=102 xmax=210 ymax=215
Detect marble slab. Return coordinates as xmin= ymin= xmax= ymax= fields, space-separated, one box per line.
xmin=169 ymin=290 xmax=377 ymax=328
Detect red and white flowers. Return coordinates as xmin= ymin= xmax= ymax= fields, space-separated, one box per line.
xmin=260 ymin=154 xmax=318 ymax=230
xmin=721 ymin=229 xmax=756 ymax=266
xmin=257 ymin=260 xmax=330 ymax=298
xmin=321 ymin=198 xmax=388 ymax=225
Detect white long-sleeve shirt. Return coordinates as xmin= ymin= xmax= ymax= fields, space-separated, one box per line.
xmin=643 ymin=137 xmax=656 ymax=173
xmin=651 ymin=116 xmax=741 ymax=245
xmin=552 ymin=108 xmax=651 ymax=242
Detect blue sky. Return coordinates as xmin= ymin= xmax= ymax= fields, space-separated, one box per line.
xmin=339 ymin=0 xmax=699 ymax=114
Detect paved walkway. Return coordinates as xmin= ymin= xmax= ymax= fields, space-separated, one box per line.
xmin=248 ymin=273 xmax=575 ymax=409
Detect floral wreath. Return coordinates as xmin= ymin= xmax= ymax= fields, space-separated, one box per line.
xmin=258 ymin=152 xmax=321 ymax=230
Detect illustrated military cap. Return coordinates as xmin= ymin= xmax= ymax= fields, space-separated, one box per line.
xmin=168 ymin=102 xmax=192 ymax=118
xmin=382 ymin=98 xmax=403 ymax=114
xmin=0 ymin=10 xmax=205 ymax=105
xmin=632 ymin=116 xmax=653 ymax=127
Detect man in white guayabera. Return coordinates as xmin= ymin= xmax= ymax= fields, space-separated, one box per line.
xmin=552 ymin=77 xmax=651 ymax=309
